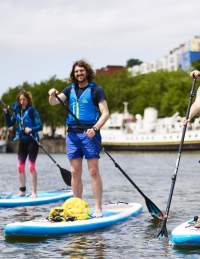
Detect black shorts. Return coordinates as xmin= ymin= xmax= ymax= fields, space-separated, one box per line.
xmin=18 ymin=140 xmax=39 ymax=163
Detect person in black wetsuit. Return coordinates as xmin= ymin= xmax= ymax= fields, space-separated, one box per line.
xmin=3 ymin=90 xmax=42 ymax=198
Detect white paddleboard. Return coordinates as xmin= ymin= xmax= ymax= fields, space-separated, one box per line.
xmin=0 ymin=190 xmax=73 ymax=207
xmin=4 ymin=202 xmax=142 ymax=239
xmin=171 ymin=218 xmax=200 ymax=247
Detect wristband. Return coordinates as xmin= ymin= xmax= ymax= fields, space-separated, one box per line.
xmin=92 ymin=126 xmax=98 ymax=133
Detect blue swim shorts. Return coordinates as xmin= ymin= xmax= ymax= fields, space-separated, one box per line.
xmin=66 ymin=131 xmax=102 ymax=160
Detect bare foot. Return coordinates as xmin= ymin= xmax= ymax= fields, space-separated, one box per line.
xmin=18 ymin=191 xmax=26 ymax=197
xmin=31 ymin=193 xmax=37 ymax=198
xmin=92 ymin=210 xmax=103 ymax=218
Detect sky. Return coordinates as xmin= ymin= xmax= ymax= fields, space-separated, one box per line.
xmin=0 ymin=0 xmax=200 ymax=96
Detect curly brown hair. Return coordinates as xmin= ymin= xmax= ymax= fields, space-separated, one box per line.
xmin=16 ymin=90 xmax=32 ymax=106
xmin=70 ymin=60 xmax=95 ymax=83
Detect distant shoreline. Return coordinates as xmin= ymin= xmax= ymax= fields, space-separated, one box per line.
xmin=6 ymin=138 xmax=200 ymax=153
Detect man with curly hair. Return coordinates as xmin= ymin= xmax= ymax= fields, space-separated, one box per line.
xmin=48 ymin=60 xmax=109 ymax=217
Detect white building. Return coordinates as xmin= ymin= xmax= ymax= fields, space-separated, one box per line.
xmin=129 ymin=36 xmax=200 ymax=76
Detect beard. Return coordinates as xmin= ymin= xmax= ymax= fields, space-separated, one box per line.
xmin=77 ymin=78 xmax=86 ymax=83
xmin=76 ymin=76 xmax=87 ymax=84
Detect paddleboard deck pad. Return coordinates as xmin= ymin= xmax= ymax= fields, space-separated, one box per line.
xmin=0 ymin=190 xmax=73 ymax=207
xmin=171 ymin=217 xmax=200 ymax=247
xmin=4 ymin=202 xmax=142 ymax=239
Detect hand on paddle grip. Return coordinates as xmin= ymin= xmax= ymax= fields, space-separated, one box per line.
xmin=24 ymin=127 xmax=32 ymax=134
xmin=190 ymin=70 xmax=200 ymax=79
xmin=182 ymin=117 xmax=191 ymax=126
xmin=85 ymin=127 xmax=97 ymax=138
xmin=48 ymin=88 xmax=59 ymax=97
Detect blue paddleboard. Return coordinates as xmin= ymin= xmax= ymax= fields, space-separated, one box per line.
xmin=0 ymin=190 xmax=73 ymax=207
xmin=4 ymin=202 xmax=142 ymax=239
xmin=171 ymin=218 xmax=200 ymax=247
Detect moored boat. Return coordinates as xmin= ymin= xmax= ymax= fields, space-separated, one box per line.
xmin=101 ymin=105 xmax=200 ymax=151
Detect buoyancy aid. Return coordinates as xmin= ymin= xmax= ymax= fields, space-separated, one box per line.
xmin=66 ymin=82 xmax=100 ymax=126
xmin=6 ymin=103 xmax=42 ymax=142
xmin=16 ymin=107 xmax=34 ymax=130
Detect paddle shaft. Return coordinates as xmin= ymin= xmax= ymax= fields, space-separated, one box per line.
xmin=32 ymin=136 xmax=62 ymax=169
xmin=96 ymin=138 xmax=149 ymax=197
xmin=29 ymin=133 xmax=71 ymax=186
xmin=29 ymin=135 xmax=71 ymax=186
xmin=158 ymin=78 xmax=197 ymax=237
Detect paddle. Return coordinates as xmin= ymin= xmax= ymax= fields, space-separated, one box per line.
xmin=30 ymin=135 xmax=72 ymax=186
xmin=0 ymin=99 xmax=71 ymax=187
xmin=157 ymin=78 xmax=197 ymax=238
xmin=55 ymin=94 xmax=164 ymax=220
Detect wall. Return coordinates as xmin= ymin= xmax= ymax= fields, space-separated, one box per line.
xmin=7 ymin=138 xmax=66 ymax=154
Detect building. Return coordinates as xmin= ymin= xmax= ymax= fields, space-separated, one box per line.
xmin=129 ymin=36 xmax=200 ymax=76
xmin=96 ymin=65 xmax=125 ymax=76
xmin=180 ymin=51 xmax=200 ymax=70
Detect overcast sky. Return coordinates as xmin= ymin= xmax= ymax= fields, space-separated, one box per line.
xmin=0 ymin=0 xmax=200 ymax=96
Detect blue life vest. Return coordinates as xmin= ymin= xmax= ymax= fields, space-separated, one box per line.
xmin=16 ymin=107 xmax=34 ymax=130
xmin=10 ymin=104 xmax=42 ymax=142
xmin=66 ymin=82 xmax=100 ymax=126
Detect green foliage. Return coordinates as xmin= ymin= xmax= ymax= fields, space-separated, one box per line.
xmin=0 ymin=69 xmax=193 ymax=129
xmin=96 ymin=69 xmax=191 ymax=117
xmin=192 ymin=59 xmax=200 ymax=70
xmin=31 ymin=76 xmax=67 ymax=130
xmin=126 ymin=58 xmax=143 ymax=67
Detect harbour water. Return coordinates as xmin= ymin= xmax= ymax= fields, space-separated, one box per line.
xmin=1 ymin=151 xmax=200 ymax=258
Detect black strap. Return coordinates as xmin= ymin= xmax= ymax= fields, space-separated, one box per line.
xmin=67 ymin=124 xmax=94 ymax=132
xmin=19 ymin=186 xmax=26 ymax=192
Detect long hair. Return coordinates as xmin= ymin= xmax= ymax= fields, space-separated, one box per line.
xmin=70 ymin=60 xmax=95 ymax=83
xmin=16 ymin=90 xmax=32 ymax=106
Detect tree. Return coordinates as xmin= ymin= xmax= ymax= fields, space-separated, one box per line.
xmin=126 ymin=58 xmax=143 ymax=68
xmin=31 ymin=76 xmax=67 ymax=137
xmin=192 ymin=59 xmax=200 ymax=71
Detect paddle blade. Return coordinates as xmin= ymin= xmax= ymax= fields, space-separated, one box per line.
xmin=157 ymin=220 xmax=168 ymax=238
xmin=59 ymin=167 xmax=72 ymax=186
xmin=145 ymin=196 xmax=164 ymax=220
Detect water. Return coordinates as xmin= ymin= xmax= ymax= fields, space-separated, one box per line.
xmin=1 ymin=151 xmax=200 ymax=258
